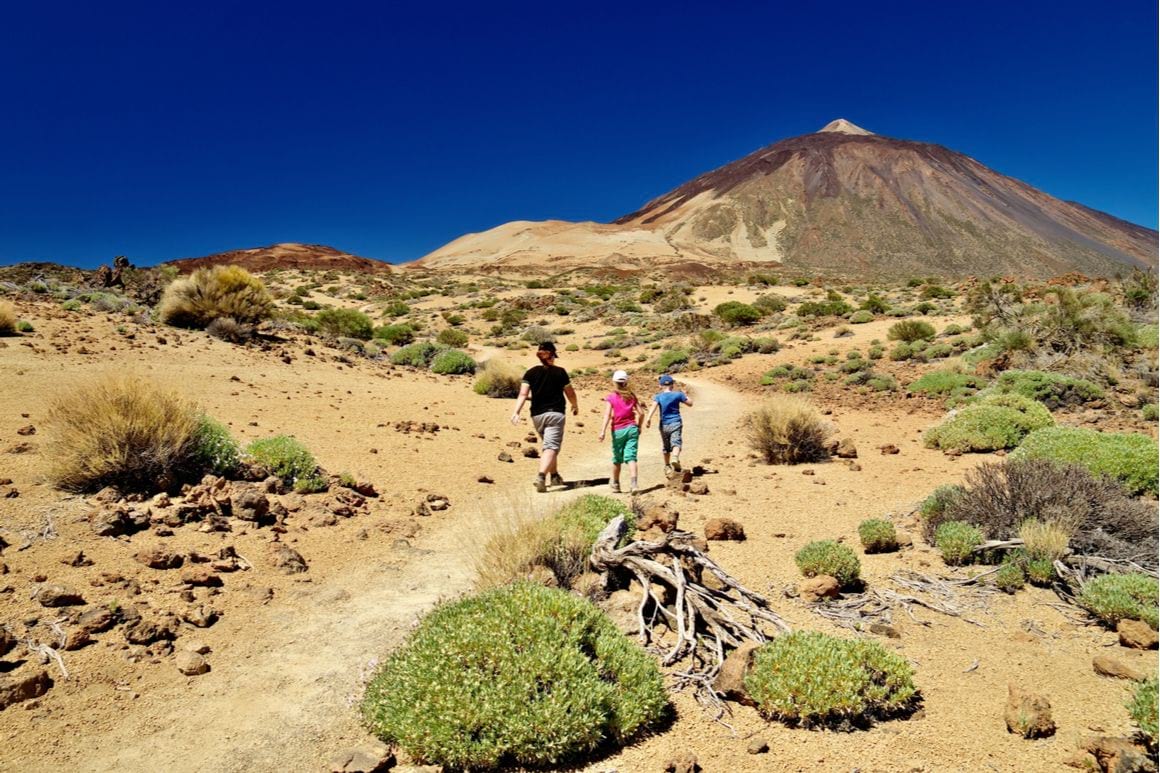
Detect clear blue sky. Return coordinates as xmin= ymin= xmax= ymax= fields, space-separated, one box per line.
xmin=1 ymin=0 xmax=1155 ymax=267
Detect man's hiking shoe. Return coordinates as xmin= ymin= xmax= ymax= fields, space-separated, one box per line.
xmin=671 ymin=460 xmax=682 ymax=472
xmin=549 ymin=473 xmax=565 ymax=487
xmin=534 ymin=477 xmax=547 ymax=493
xmin=609 ymin=482 xmax=621 ymax=493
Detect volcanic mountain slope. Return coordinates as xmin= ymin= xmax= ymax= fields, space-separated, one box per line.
xmin=416 ymin=120 xmax=1157 ymax=278
xmin=168 ymin=243 xmax=391 ymax=274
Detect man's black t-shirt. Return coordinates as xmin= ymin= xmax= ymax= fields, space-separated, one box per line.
xmin=522 ymin=365 xmax=571 ymax=416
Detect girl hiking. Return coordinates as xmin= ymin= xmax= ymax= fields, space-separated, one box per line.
xmin=644 ymin=373 xmax=693 ymax=475
xmin=598 ymin=370 xmax=644 ymax=494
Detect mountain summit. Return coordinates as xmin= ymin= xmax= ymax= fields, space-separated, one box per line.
xmin=416 ymin=125 xmax=1157 ymax=277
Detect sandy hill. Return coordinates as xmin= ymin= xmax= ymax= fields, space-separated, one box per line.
xmin=168 ymin=243 xmax=392 ymax=274
xmin=416 ymin=120 xmax=1158 ymax=278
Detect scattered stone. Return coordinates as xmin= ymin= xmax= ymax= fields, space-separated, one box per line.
xmin=425 ymin=494 xmax=450 ymax=511
xmin=746 ymin=737 xmax=770 ymax=754
xmin=879 ymin=444 xmax=900 ymax=455
xmin=497 ymin=452 xmax=513 ymax=463
xmin=350 ymin=481 xmax=379 ymax=497
xmin=835 ymin=438 xmax=858 ymax=458
xmin=182 ymin=605 xmax=218 ymax=628
xmin=327 ymin=745 xmax=395 ymax=773
xmin=0 ymin=486 xmax=17 ymax=499
xmin=712 ymin=641 xmax=760 ymax=705
xmin=15 ymin=425 xmax=35 ymax=436
xmin=63 ymin=551 xmax=92 ymax=567
xmin=1005 ymin=684 xmax=1055 ymax=738
xmin=522 ymin=446 xmax=539 ymax=459
xmin=687 ymin=481 xmax=710 ymax=496
xmin=231 ymin=486 xmax=270 ymax=522
xmin=271 ymin=545 xmax=308 ymax=574
xmin=183 ymin=640 xmax=211 ymax=655
xmin=601 ymin=589 xmax=640 ymax=636
xmin=1068 ymin=735 xmax=1157 ymax=773
xmin=1092 ymin=654 xmax=1146 ymax=681
xmin=523 ymin=565 xmax=558 ymax=588
xmin=636 ymin=504 xmax=679 ymax=534
xmin=136 ymin=547 xmax=183 ymax=570
xmin=1118 ymin=619 xmax=1158 ymax=650
xmin=36 ymin=585 xmax=84 ymax=607
xmin=704 ymin=518 xmax=744 ymax=541
xmin=90 ymin=506 xmax=150 ymax=537
xmin=0 ymin=628 xmax=15 ymax=657
xmin=664 ymin=752 xmax=700 ymax=773
xmin=571 ymin=572 xmax=607 ymax=601
xmin=702 ymin=572 xmax=727 ymax=592
xmin=63 ymin=629 xmax=91 ymax=651
xmin=5 ymin=442 xmax=34 ymax=454
xmin=799 ymin=575 xmax=840 ymax=602
xmin=869 ymin=622 xmax=902 ymax=639
xmin=175 ymin=650 xmax=210 ymax=676
xmin=0 ymin=670 xmax=52 ymax=710
xmin=181 ymin=569 xmax=223 ymax=588
xmin=75 ymin=607 xmax=117 ymax=635
xmin=476 ymin=475 xmax=494 ymax=484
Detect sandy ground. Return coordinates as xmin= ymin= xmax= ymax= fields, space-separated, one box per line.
xmin=0 ymin=290 xmax=1155 ymax=773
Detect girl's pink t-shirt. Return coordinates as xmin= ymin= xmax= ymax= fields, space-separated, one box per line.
xmin=605 ymin=392 xmax=638 ymax=431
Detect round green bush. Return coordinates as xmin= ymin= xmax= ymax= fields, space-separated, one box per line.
xmin=744 ymin=631 xmax=918 ymax=727
xmin=887 ymin=320 xmax=936 ymax=342
xmin=430 ymin=348 xmax=476 ymax=375
xmin=1129 ymin=677 xmax=1158 ymax=750
xmin=794 ymin=540 xmax=861 ymax=588
xmin=857 ymin=519 xmax=898 ymax=554
xmin=391 ymin=341 xmax=444 ymax=367
xmin=993 ymin=370 xmax=1104 ymax=409
xmin=994 ymin=561 xmax=1026 ymax=594
xmin=924 ymin=395 xmax=1053 ymax=453
xmin=918 ymin=485 xmax=964 ymax=535
xmin=1025 ymin=558 xmax=1055 ymax=587
xmin=360 ymin=583 xmax=668 ymax=769
xmin=245 ymin=435 xmax=318 ymax=485
xmin=190 ymin=415 xmax=240 ymax=477
xmin=849 ymin=310 xmax=875 ymax=324
xmin=436 ymin=328 xmax=469 ymax=347
xmin=315 ymin=308 xmax=373 ymax=340
xmin=1077 ymin=573 xmax=1158 ymax=630
xmin=934 ymin=521 xmax=982 ymax=566
xmin=1012 ymin=426 xmax=1159 ymax=496
xmin=374 ymin=324 xmax=414 ymax=346
xmin=714 ymin=301 xmax=762 ymax=327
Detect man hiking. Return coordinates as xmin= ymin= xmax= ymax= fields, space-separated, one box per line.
xmin=510 ymin=341 xmax=579 ymax=493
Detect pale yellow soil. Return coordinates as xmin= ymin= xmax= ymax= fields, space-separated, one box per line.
xmin=0 ymin=284 xmax=1155 ymax=773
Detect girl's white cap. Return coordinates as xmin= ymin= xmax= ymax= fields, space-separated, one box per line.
xmin=612 ymin=370 xmax=629 ymax=383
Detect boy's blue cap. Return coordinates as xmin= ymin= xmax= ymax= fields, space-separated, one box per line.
xmin=658 ymin=374 xmax=675 ymax=385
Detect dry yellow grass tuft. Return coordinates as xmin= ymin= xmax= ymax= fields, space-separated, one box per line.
xmin=46 ymin=373 xmax=202 ymax=492
xmin=473 ymin=359 xmax=524 ymax=398
xmin=745 ymin=397 xmax=832 ymax=464
xmin=157 ymin=265 xmax=273 ymax=329
xmin=0 ymin=301 xmax=16 ymax=335
xmin=1018 ymin=519 xmax=1072 ymax=561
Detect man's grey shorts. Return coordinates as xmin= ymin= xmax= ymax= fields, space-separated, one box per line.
xmin=532 ymin=412 xmax=566 ymax=451
xmin=660 ymin=422 xmax=683 ymax=453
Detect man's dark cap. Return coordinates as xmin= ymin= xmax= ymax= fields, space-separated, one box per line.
xmin=537 ymin=341 xmax=558 ymax=355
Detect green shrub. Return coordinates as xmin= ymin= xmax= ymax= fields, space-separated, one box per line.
xmin=391 ymin=341 xmax=444 ymax=368
xmin=888 ymin=342 xmax=913 ymax=361
xmin=1012 ymin=426 xmax=1158 ymax=496
xmin=920 ymin=284 xmax=954 ymax=300
xmin=15 ymin=319 xmax=33 ymax=333
xmin=430 ymin=348 xmax=476 ymax=375
xmin=1129 ymin=677 xmax=1158 ymax=750
xmin=361 ymin=583 xmax=668 ymax=768
xmin=245 ymin=436 xmax=319 ymax=486
xmin=992 ymin=370 xmax=1104 ymax=409
xmin=849 ymin=310 xmax=875 ymax=324
xmin=316 ymin=308 xmax=373 ymax=340
xmin=1143 ymin=404 xmax=1159 ymax=422
xmin=746 ymin=398 xmax=831 ymax=465
xmin=158 ymin=265 xmax=273 ymax=329
xmin=436 ymin=328 xmax=469 ymax=347
xmin=1025 ymin=558 xmax=1055 ymax=587
xmin=654 ymin=348 xmax=689 ymax=372
xmin=994 ymin=561 xmax=1026 ymax=593
xmin=919 ymin=485 xmax=964 ymax=527
xmin=908 ymin=370 xmax=985 ymax=398
xmin=1077 ymin=573 xmax=1158 ymax=629
xmin=860 ymin=294 xmax=890 ymax=314
xmin=797 ymin=299 xmax=853 ymax=318
xmin=374 ymin=324 xmax=414 ymax=346
xmin=794 ymin=540 xmax=861 ymax=587
xmin=293 ymin=475 xmax=329 ymax=494
xmin=383 ymin=300 xmax=410 ymax=317
xmin=865 ymin=373 xmax=898 ymax=392
xmin=934 ymin=521 xmax=982 ymax=566
xmin=858 ymin=519 xmax=898 ymax=553
xmin=714 ymin=301 xmax=762 ymax=327
xmin=754 ymin=294 xmax=788 ymax=314
xmin=887 ymin=320 xmax=936 ymax=342
xmin=190 ymin=415 xmax=240 ymax=477
xmin=924 ymin=395 xmax=1053 ymax=453
xmin=473 ymin=360 xmax=524 ymax=398
xmin=745 ymin=631 xmax=917 ymax=727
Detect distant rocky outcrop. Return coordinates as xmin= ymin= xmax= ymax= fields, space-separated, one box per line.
xmin=167 ymin=243 xmax=392 ymax=274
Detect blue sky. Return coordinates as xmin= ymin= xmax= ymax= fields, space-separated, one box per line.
xmin=0 ymin=0 xmax=1155 ymax=267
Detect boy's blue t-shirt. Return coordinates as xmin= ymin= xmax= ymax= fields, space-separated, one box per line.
xmin=654 ymin=391 xmax=687 ymax=424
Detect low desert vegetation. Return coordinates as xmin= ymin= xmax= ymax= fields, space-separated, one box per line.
xmin=794 ymin=540 xmax=861 ymax=588
xmin=158 ymin=265 xmax=273 ymax=329
xmin=858 ymin=519 xmax=898 ymax=553
xmin=933 ymin=521 xmax=982 ymax=566
xmin=744 ymin=631 xmax=918 ymax=727
xmin=373 ymin=323 xmax=414 ymax=345
xmin=316 ymin=308 xmax=374 ymax=340
xmin=390 ymin=341 xmax=444 ymax=368
xmin=190 ymin=415 xmax=241 ymax=477
xmin=923 ymin=393 xmax=1053 ymax=452
xmin=436 ymin=327 xmax=469 ymax=347
xmin=244 ymin=435 xmax=323 ymax=491
xmin=887 ymin=319 xmax=936 ymax=342
xmin=1076 ymin=573 xmax=1158 ymax=630
xmin=473 ymin=359 xmax=524 ymax=398
xmin=1012 ymin=426 xmax=1158 ymax=496
xmin=430 ymin=348 xmax=476 ymax=375
xmin=361 ymin=582 xmax=668 ymax=769
xmin=1130 ymin=677 xmax=1158 ymax=750
xmin=45 ymin=374 xmax=218 ymax=493
xmin=745 ymin=397 xmax=831 ymax=464
xmin=991 ymin=370 xmax=1104 ymax=409
xmin=0 ymin=301 xmax=16 ymax=335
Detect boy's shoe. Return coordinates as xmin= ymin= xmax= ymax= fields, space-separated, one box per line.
xmin=549 ymin=473 xmax=565 ymax=487
xmin=609 ymin=481 xmax=621 ymax=493
xmin=671 ymin=460 xmax=682 ymax=472
xmin=534 ymin=477 xmax=547 ymax=493
xmin=664 ymin=464 xmax=674 ymax=477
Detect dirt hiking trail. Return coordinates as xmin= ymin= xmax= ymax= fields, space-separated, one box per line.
xmin=63 ymin=377 xmax=747 ymax=773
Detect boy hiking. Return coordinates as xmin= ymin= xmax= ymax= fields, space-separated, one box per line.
xmin=598 ymin=370 xmax=644 ymax=494
xmin=644 ymin=374 xmax=692 ymax=475
xmin=511 ymin=341 xmax=579 ymax=493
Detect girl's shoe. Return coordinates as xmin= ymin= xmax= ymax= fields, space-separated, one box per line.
xmin=671 ymin=460 xmax=682 ymax=472
xmin=664 ymin=464 xmax=674 ymax=477
xmin=609 ymin=481 xmax=621 ymax=493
